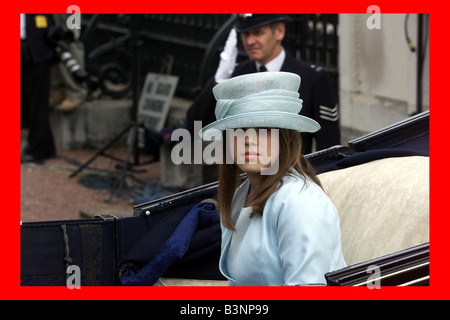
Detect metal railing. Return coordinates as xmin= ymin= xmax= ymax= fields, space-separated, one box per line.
xmin=81 ymin=14 xmax=339 ymax=100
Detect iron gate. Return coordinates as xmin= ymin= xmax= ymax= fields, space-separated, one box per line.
xmin=80 ymin=14 xmax=339 ymax=100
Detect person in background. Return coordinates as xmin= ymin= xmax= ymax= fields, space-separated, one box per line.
xmin=21 ymin=14 xmax=56 ymax=163
xmin=187 ymin=14 xmax=340 ymax=155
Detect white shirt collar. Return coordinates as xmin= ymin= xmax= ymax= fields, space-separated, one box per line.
xmin=255 ymin=47 xmax=285 ymax=72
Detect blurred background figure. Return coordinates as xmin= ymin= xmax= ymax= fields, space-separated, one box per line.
xmin=187 ymin=14 xmax=340 ymax=155
xmin=49 ymin=13 xmax=88 ymax=113
xmin=21 ymin=14 xmax=56 ymax=163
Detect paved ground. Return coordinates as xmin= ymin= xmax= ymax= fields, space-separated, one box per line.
xmin=20 ymin=144 xmax=165 ymax=222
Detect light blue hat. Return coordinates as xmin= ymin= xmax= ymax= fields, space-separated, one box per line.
xmin=200 ymin=72 xmax=320 ymax=140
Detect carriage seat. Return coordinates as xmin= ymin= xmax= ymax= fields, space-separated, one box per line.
xmin=318 ymin=156 xmax=429 ymax=266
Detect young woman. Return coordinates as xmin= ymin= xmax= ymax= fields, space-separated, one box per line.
xmin=201 ymin=72 xmax=346 ymax=286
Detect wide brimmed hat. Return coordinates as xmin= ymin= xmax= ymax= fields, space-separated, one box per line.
xmin=200 ymin=72 xmax=320 ymax=141
xmin=235 ymin=14 xmax=292 ymax=32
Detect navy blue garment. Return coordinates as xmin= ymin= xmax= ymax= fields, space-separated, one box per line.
xmin=21 ymin=14 xmax=56 ymax=160
xmin=121 ymin=201 xmax=219 ymax=286
xmin=144 ymin=126 xmax=178 ymax=161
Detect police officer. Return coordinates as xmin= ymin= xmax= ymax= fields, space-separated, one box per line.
xmin=187 ymin=14 xmax=340 ymax=154
xmin=21 ymin=14 xmax=56 ymax=163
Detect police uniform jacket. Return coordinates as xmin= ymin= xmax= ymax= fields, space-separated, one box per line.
xmin=22 ymin=14 xmax=56 ymax=64
xmin=186 ymin=52 xmax=340 ymax=154
xmin=219 ymin=173 xmax=347 ymax=286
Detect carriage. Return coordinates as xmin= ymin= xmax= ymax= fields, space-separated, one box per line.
xmin=20 ymin=110 xmax=429 ymax=287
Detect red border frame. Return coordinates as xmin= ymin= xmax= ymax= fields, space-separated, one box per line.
xmin=7 ymin=0 xmax=445 ymax=300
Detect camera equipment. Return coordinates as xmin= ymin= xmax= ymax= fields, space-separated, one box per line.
xmin=55 ymin=44 xmax=88 ymax=83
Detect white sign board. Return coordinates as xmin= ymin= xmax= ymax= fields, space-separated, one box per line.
xmin=137 ymin=73 xmax=179 ymax=132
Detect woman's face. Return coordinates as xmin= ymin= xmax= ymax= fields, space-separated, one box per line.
xmin=227 ymin=127 xmax=280 ymax=176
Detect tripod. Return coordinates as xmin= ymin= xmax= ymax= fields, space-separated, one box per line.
xmin=70 ymin=15 xmax=151 ymax=201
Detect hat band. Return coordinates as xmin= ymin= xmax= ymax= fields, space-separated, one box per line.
xmin=215 ymin=89 xmax=303 ymax=120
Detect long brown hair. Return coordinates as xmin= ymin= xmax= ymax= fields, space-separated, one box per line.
xmin=218 ymin=128 xmax=322 ymax=230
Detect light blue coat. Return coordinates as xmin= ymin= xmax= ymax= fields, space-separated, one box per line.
xmin=219 ymin=173 xmax=347 ymax=286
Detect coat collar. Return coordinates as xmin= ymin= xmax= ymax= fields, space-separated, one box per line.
xmin=219 ymin=178 xmax=251 ymax=282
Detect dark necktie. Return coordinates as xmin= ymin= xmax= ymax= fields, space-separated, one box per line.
xmin=258 ymin=65 xmax=267 ymax=72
